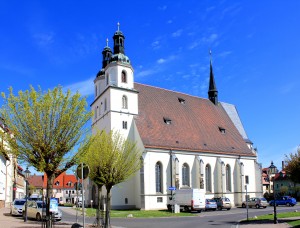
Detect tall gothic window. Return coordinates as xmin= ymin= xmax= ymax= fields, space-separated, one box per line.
xmin=155 ymin=162 xmax=163 ymax=193
xmin=122 ymin=95 xmax=128 ymax=109
xmin=205 ymin=164 xmax=212 ymax=192
xmin=226 ymin=164 xmax=231 ymax=192
xmin=182 ymin=163 xmax=190 ymax=186
xmin=121 ymin=71 xmax=127 ymax=83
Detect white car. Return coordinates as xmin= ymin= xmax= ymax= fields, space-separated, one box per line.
xmin=10 ymin=199 xmax=26 ymax=216
xmin=22 ymin=200 xmax=62 ymax=221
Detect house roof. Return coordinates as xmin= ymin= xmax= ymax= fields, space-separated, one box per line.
xmin=134 ymin=83 xmax=255 ymax=157
xmin=28 ymin=174 xmax=44 ymax=188
xmin=43 ymin=172 xmax=78 ymax=189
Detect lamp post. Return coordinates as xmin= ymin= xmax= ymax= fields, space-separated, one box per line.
xmin=24 ymin=167 xmax=31 ymax=222
xmin=269 ymin=161 xmax=277 ymax=224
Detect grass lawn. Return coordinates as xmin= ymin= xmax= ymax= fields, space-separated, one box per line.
xmin=241 ymin=211 xmax=300 ymax=227
xmin=84 ymin=208 xmax=199 ymax=218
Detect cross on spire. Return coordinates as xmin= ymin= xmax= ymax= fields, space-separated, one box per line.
xmin=106 ymin=38 xmax=109 ymax=47
xmin=117 ymin=22 xmax=120 ymax=31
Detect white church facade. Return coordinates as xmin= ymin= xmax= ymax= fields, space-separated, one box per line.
xmin=87 ymin=25 xmax=262 ymax=210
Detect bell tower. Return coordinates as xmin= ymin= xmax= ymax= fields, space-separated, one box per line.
xmin=91 ymin=23 xmax=138 ymax=139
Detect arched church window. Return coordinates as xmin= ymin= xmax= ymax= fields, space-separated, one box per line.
xmin=226 ymin=164 xmax=231 ymax=192
xmin=182 ymin=163 xmax=190 ymax=186
xmin=121 ymin=71 xmax=127 ymax=83
xmin=205 ymin=164 xmax=212 ymax=192
xmin=155 ymin=162 xmax=163 ymax=193
xmin=122 ymin=95 xmax=128 ymax=109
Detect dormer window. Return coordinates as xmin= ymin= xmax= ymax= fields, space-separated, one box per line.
xmin=121 ymin=71 xmax=127 ymax=83
xmin=163 ymin=117 xmax=172 ymax=125
xmin=55 ymin=181 xmax=60 ymax=186
xmin=219 ymin=127 xmax=226 ymax=134
xmin=178 ymin=97 xmax=185 ymax=104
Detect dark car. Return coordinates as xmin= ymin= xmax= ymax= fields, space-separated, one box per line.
xmin=269 ymin=196 xmax=297 ymax=207
xmin=212 ymin=197 xmax=231 ymax=210
xmin=205 ymin=199 xmax=217 ymax=211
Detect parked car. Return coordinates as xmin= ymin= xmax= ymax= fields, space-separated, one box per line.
xmin=242 ymin=197 xmax=268 ymax=209
xmin=205 ymin=199 xmax=217 ymax=211
xmin=22 ymin=200 xmax=62 ymax=221
xmin=269 ymin=196 xmax=297 ymax=207
xmin=212 ymin=197 xmax=231 ymax=210
xmin=10 ymin=199 xmax=26 ymax=216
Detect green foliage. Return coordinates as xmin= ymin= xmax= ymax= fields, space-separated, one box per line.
xmin=0 ymin=86 xmax=92 ymax=176
xmin=285 ymin=147 xmax=300 ymax=184
xmin=82 ymin=130 xmax=142 ymax=187
xmin=84 ymin=208 xmax=197 ymax=218
xmin=279 ymin=186 xmax=289 ymax=195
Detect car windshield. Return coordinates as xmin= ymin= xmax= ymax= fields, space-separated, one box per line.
xmin=37 ymin=202 xmax=46 ymax=208
xmin=14 ymin=200 xmax=26 ymax=205
xmin=260 ymin=198 xmax=267 ymax=201
xmin=206 ymin=199 xmax=215 ymax=202
xmin=224 ymin=198 xmax=230 ymax=201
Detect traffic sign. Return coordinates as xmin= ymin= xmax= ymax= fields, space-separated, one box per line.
xmin=168 ymin=186 xmax=176 ymax=191
xmin=76 ymin=163 xmax=90 ymax=179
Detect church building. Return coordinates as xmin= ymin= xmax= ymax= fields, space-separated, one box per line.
xmin=88 ymin=25 xmax=262 ymax=210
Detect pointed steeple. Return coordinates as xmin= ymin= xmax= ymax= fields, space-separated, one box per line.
xmin=102 ymin=38 xmax=112 ymax=69
xmin=208 ymin=50 xmax=218 ymax=105
xmin=113 ymin=22 xmax=125 ymax=54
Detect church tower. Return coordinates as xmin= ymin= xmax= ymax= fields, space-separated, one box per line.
xmin=208 ymin=51 xmax=218 ymax=105
xmin=91 ymin=23 xmax=138 ymax=139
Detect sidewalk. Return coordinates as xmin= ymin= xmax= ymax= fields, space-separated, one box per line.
xmin=0 ymin=206 xmax=73 ymax=228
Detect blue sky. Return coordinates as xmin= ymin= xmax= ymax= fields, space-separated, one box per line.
xmin=0 ymin=0 xmax=299 ymax=172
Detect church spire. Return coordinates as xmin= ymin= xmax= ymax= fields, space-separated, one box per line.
xmin=208 ymin=50 xmax=218 ymax=105
xmin=113 ymin=22 xmax=125 ymax=54
xmin=102 ymin=38 xmax=112 ymax=69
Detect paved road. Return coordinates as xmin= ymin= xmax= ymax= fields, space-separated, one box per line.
xmin=59 ymin=205 xmax=300 ymax=228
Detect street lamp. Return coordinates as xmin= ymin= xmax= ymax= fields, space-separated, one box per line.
xmin=24 ymin=167 xmax=31 ymax=222
xmin=268 ymin=161 xmax=277 ymax=224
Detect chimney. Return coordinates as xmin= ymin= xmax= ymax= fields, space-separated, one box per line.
xmin=282 ymin=161 xmax=285 ymax=171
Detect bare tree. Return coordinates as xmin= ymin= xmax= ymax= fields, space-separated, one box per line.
xmin=82 ymin=130 xmax=142 ymax=228
xmin=1 ymin=86 xmax=92 ymax=228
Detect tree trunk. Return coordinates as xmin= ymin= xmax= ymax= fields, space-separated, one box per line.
xmin=96 ymin=185 xmax=103 ymax=227
xmin=46 ymin=173 xmax=55 ymax=228
xmin=104 ymin=187 xmax=112 ymax=228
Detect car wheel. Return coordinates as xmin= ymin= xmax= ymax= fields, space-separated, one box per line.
xmin=255 ymin=204 xmax=260 ymax=209
xmin=263 ymin=206 xmax=267 ymax=208
xmin=36 ymin=213 xmax=42 ymax=221
xmin=226 ymin=208 xmax=231 ymax=210
xmin=184 ymin=206 xmax=189 ymax=212
xmin=286 ymin=203 xmax=290 ymax=207
xmin=242 ymin=203 xmax=246 ymax=208
xmin=213 ymin=208 xmax=216 ymax=211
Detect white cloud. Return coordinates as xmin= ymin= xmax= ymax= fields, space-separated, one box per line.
xmin=172 ymin=29 xmax=183 ymax=38
xmin=33 ymin=32 xmax=55 ymax=47
xmin=64 ymin=77 xmax=94 ymax=97
xmin=218 ymin=51 xmax=232 ymax=58
xmin=136 ymin=69 xmax=157 ymax=78
xmin=157 ymin=58 xmax=166 ymax=64
xmin=202 ymin=33 xmax=218 ymax=43
xmin=151 ymin=40 xmax=161 ymax=49
xmin=167 ymin=20 xmax=173 ymax=24
xmin=158 ymin=5 xmax=167 ymax=11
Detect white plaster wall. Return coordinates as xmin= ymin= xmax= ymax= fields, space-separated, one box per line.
xmin=0 ymin=154 xmax=6 ymax=201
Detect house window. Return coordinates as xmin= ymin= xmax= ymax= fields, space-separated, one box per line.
xmin=104 ymin=99 xmax=107 ymax=111
xmin=125 ymin=198 xmax=128 ymax=204
xmin=122 ymin=121 xmax=127 ymax=129
xmin=66 ymin=190 xmax=68 ymax=194
xmin=157 ymin=197 xmax=163 ymax=203
xmin=245 ymin=175 xmax=249 ymax=184
xmin=205 ymin=164 xmax=212 ymax=192
xmin=163 ymin=117 xmax=172 ymax=125
xmin=122 ymin=95 xmax=128 ymax=109
xmin=178 ymin=97 xmax=185 ymax=104
xmin=121 ymin=71 xmax=127 ymax=83
xmin=155 ymin=162 xmax=163 ymax=193
xmin=182 ymin=163 xmax=190 ymax=186
xmin=219 ymin=127 xmax=226 ymax=134
xmin=55 ymin=181 xmax=60 ymax=186
xmin=226 ymin=164 xmax=231 ymax=192
xmin=95 ymin=85 xmax=97 ymax=97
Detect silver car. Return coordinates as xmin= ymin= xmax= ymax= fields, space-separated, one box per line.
xmin=10 ymin=199 xmax=26 ymax=216
xmin=242 ymin=197 xmax=268 ymax=209
xmin=22 ymin=200 xmax=62 ymax=221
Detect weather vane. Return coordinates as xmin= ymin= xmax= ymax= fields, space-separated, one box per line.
xmin=106 ymin=38 xmax=109 ymax=47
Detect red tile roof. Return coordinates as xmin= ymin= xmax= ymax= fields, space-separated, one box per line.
xmin=28 ymin=174 xmax=44 ymax=188
xmin=43 ymin=172 xmax=78 ymax=189
xmin=134 ymin=83 xmax=255 ymax=156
